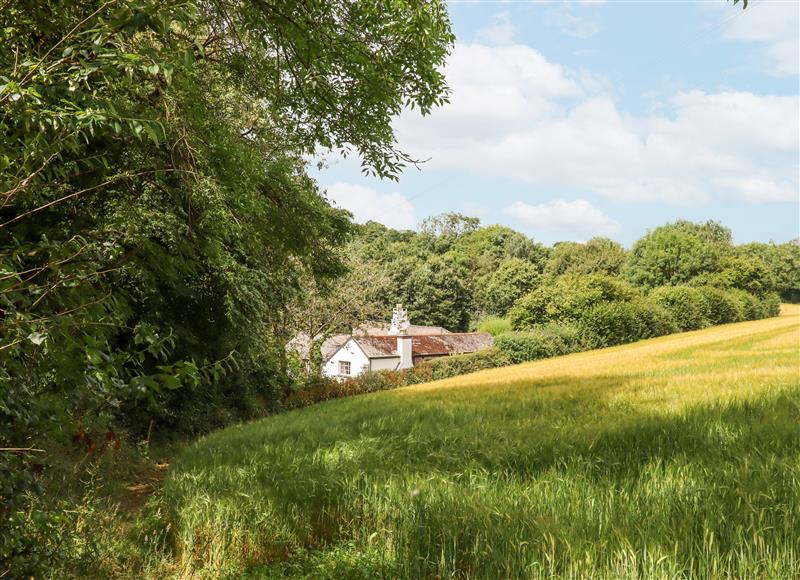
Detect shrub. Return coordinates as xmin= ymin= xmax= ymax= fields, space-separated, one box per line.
xmin=509 ymin=274 xmax=641 ymax=329
xmin=649 ymin=286 xmax=708 ymax=331
xmin=495 ymin=324 xmax=585 ymax=364
xmin=726 ymin=289 xmax=765 ymax=321
xmin=424 ymin=347 xmax=512 ymax=380
xmin=636 ymin=299 xmax=678 ymax=338
xmin=476 ymin=316 xmax=513 ymax=336
xmin=695 ymin=286 xmax=744 ymax=325
xmin=579 ymin=300 xmax=676 ymax=348
xmin=508 ymin=287 xmax=552 ymax=329
xmin=761 ymin=292 xmax=781 ymax=317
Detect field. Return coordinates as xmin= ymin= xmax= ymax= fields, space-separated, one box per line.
xmin=162 ymin=306 xmax=800 ymax=578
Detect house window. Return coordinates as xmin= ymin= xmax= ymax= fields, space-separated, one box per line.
xmin=339 ymin=361 xmax=351 ymax=376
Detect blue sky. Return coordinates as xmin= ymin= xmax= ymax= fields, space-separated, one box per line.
xmin=312 ymin=0 xmax=799 ymax=246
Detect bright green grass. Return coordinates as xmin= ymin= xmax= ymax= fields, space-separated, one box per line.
xmin=163 ymin=309 xmax=800 ymax=578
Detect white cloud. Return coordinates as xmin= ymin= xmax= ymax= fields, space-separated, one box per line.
xmin=477 ymin=11 xmax=517 ymax=45
xmin=398 ymin=43 xmax=579 ymax=144
xmin=503 ymin=199 xmax=621 ymax=240
xmin=724 ymin=1 xmax=799 ymax=76
xmin=395 ymin=42 xmax=799 ymax=207
xmin=325 ymin=182 xmax=415 ymax=229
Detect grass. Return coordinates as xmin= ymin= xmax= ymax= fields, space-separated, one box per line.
xmin=162 ymin=306 xmax=800 ymax=578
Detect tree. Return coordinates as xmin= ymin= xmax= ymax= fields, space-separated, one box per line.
xmin=287 ymin=255 xmax=392 ymax=344
xmin=735 ymin=241 xmax=800 ymax=303
xmin=623 ymin=220 xmax=732 ymax=289
xmin=404 ymin=255 xmax=472 ymax=331
xmin=451 ymin=224 xmax=549 ymax=279
xmin=546 ymin=237 xmax=627 ymax=277
xmin=691 ymin=255 xmax=776 ymax=298
xmin=475 ymin=258 xmax=541 ymax=316
xmin=419 ymin=213 xmax=481 ymax=239
xmin=1 ymin=5 xmax=455 ymax=568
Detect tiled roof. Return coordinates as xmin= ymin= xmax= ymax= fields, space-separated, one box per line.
xmin=352 ymin=333 xmax=493 ymax=359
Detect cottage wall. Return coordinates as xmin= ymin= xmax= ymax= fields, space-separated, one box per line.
xmin=369 ymin=356 xmax=401 ymax=372
xmin=323 ymin=339 xmax=370 ymax=379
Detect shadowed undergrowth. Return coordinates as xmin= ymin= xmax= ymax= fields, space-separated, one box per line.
xmin=162 ymin=308 xmax=800 ymax=578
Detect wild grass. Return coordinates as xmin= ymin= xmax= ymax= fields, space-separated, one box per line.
xmin=163 ymin=305 xmax=800 ymax=578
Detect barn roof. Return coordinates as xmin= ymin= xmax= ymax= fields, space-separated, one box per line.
xmin=351 ymin=333 xmax=493 ymax=359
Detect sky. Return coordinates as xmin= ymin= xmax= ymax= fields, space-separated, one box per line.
xmin=312 ymin=0 xmax=800 ymax=247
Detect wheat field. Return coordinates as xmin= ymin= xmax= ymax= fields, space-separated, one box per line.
xmin=162 ymin=305 xmax=800 ymax=578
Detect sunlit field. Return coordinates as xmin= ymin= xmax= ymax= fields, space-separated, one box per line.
xmin=163 ymin=306 xmax=800 ymax=578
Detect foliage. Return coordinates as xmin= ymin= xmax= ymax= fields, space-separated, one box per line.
xmin=691 ymin=255 xmax=777 ymax=298
xmin=475 ymin=316 xmax=513 ymax=336
xmin=495 ymin=325 xmax=585 ymax=364
xmin=425 ymin=347 xmax=512 ymax=380
xmin=474 ymin=257 xmax=541 ymax=316
xmin=161 ymin=310 xmax=800 ymax=578
xmin=624 ymin=220 xmax=732 ymax=289
xmin=694 ymin=286 xmax=744 ymax=325
xmin=508 ymin=273 xmax=641 ymax=329
xmin=287 ymin=255 xmax=392 ymax=342
xmin=725 ymin=288 xmax=765 ymax=321
xmin=0 ymin=0 xmax=454 ymax=438
xmin=403 ymin=254 xmax=473 ymax=331
xmin=418 ymin=212 xmax=480 ymax=238
xmin=649 ymin=286 xmax=708 ymax=331
xmin=579 ymin=299 xmax=676 ymax=348
xmin=735 ymin=241 xmax=800 ymax=302
xmin=1 ymin=1 xmax=455 ymax=574
xmin=545 ymin=237 xmax=627 ymax=277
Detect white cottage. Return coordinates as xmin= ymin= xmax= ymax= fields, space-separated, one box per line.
xmin=321 ymin=305 xmax=493 ymax=379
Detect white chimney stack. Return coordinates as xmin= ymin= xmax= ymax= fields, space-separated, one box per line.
xmin=391 ymin=304 xmax=413 ymax=369
xmin=397 ymin=332 xmax=413 ymax=370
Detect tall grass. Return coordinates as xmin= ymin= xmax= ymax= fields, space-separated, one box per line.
xmin=162 ymin=306 xmax=800 ymax=578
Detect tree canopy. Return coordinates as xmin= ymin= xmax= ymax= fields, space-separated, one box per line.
xmin=1 ymin=0 xmax=454 ymax=457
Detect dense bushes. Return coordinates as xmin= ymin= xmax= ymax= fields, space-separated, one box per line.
xmin=426 ymin=347 xmax=512 ymax=379
xmin=649 ymin=285 xmax=779 ymax=330
xmin=495 ymin=325 xmax=585 ymax=363
xmin=476 ymin=316 xmax=513 ymax=336
xmin=508 ymin=274 xmax=641 ymax=329
xmin=649 ymin=286 xmax=708 ymax=331
xmin=509 ymin=272 xmax=777 ymax=351
xmin=695 ymin=286 xmax=743 ymax=325
xmin=579 ymin=300 xmax=676 ymax=348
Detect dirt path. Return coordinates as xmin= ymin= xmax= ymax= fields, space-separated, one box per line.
xmin=121 ymin=460 xmax=170 ymax=514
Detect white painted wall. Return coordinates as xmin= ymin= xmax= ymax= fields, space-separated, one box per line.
xmin=323 ymin=339 xmax=370 ymax=379
xmin=369 ymin=356 xmax=401 ymax=372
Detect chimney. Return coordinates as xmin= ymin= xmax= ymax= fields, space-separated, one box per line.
xmin=397 ymin=331 xmax=413 ymax=370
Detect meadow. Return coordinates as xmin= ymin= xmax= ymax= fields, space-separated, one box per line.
xmin=162 ymin=306 xmax=800 ymax=578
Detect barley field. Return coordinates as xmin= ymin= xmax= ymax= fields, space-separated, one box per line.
xmin=163 ymin=306 xmax=800 ymax=578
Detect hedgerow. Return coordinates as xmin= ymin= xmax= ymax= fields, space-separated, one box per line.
xmin=495 ymin=325 xmax=585 ymax=364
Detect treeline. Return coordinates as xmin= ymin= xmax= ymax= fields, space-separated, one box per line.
xmin=331 ymin=215 xmax=797 ymax=338
xmin=285 ymin=217 xmax=794 ymax=408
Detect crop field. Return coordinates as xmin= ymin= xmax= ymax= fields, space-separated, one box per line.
xmin=163 ymin=306 xmax=800 ymax=578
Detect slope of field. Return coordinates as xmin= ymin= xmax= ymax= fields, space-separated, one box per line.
xmin=164 ymin=307 xmax=800 ymax=578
